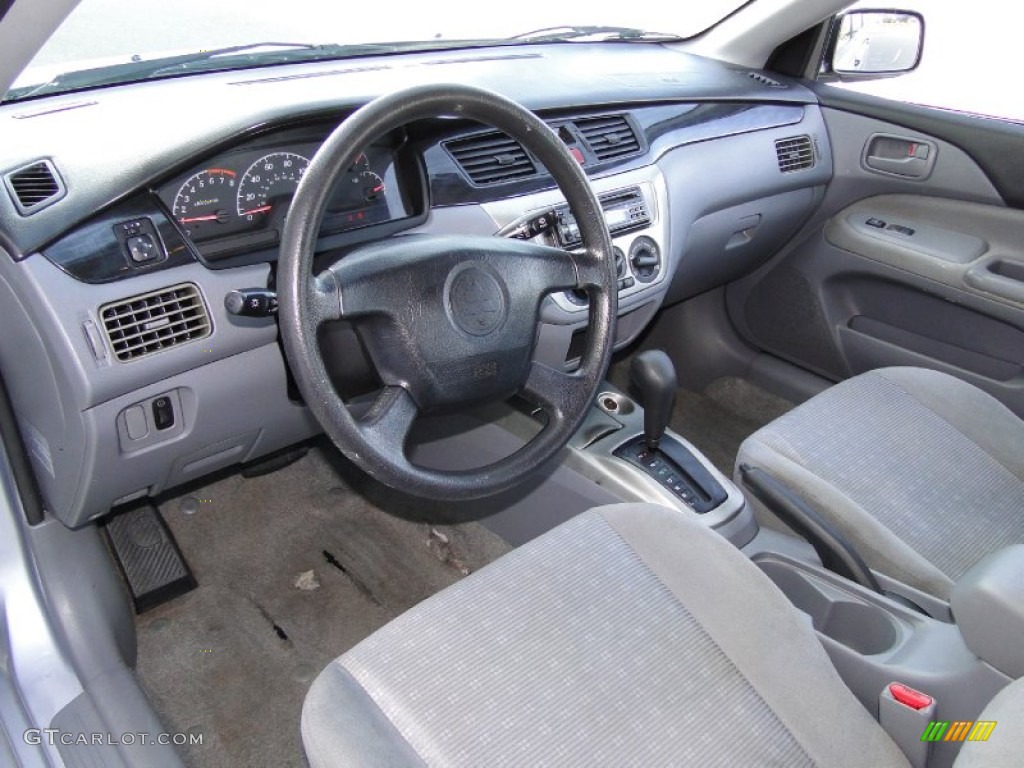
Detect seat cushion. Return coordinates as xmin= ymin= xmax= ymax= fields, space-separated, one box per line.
xmin=956 ymin=677 xmax=1024 ymax=768
xmin=737 ymin=367 xmax=1024 ymax=599
xmin=302 ymin=503 xmax=907 ymax=768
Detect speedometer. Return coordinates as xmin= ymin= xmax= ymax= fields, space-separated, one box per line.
xmin=236 ymin=152 xmax=310 ymax=219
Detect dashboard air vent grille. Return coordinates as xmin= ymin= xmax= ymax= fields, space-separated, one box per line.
xmin=4 ymin=159 xmax=65 ymax=215
xmin=445 ymin=133 xmax=537 ymax=184
xmin=100 ymin=283 xmax=211 ymax=362
xmin=775 ymin=135 xmax=815 ymax=173
xmin=748 ymin=71 xmax=786 ymax=88
xmin=576 ymin=115 xmax=641 ymax=161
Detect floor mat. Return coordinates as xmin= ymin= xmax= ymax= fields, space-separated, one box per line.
xmin=136 ymin=444 xmax=511 ymax=768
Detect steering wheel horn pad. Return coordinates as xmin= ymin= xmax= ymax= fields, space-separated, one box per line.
xmin=278 ymin=84 xmax=617 ymax=499
xmin=447 ymin=264 xmax=507 ymax=337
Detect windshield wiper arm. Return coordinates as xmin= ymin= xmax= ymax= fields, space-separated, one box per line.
xmin=510 ymin=26 xmax=683 ymax=43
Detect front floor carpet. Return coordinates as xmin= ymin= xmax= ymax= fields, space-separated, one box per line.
xmin=135 ymin=443 xmax=510 ymax=767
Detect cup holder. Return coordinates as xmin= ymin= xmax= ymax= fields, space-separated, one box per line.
xmin=758 ymin=560 xmax=899 ymax=656
xmin=597 ymin=391 xmax=635 ymax=417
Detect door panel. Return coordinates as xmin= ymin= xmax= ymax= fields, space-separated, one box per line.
xmin=726 ymin=91 xmax=1024 ymax=416
xmin=824 ymin=194 xmax=1024 ymax=311
xmin=814 ymin=87 xmax=1024 ymax=209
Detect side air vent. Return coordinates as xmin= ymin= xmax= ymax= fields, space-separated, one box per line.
xmin=100 ymin=283 xmax=211 ymax=362
xmin=4 ymin=159 xmax=66 ymax=215
xmin=445 ymin=132 xmax=537 ymax=184
xmin=748 ymin=71 xmax=786 ymax=88
xmin=576 ymin=115 xmax=641 ymax=161
xmin=775 ymin=135 xmax=815 ymax=173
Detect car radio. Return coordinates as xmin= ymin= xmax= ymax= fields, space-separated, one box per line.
xmin=554 ymin=186 xmax=651 ymax=247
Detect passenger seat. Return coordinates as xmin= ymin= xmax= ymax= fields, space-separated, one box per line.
xmin=736 ymin=366 xmax=1024 ymax=599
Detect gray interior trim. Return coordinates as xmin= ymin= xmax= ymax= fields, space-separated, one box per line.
xmin=753 ymin=552 xmax=1010 ymax=768
xmin=825 ymin=195 xmax=1024 ymax=312
xmin=812 ymin=85 xmax=1024 ymax=210
xmin=0 ymin=450 xmax=81 ymax=767
xmin=951 ymin=546 xmax=1024 ymax=679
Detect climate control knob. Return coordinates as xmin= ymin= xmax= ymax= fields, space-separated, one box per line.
xmin=629 ymin=236 xmax=661 ymax=283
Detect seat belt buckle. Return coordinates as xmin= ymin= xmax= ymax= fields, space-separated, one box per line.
xmin=879 ymin=682 xmax=936 ymax=768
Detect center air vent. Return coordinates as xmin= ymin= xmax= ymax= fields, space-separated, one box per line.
xmin=445 ymin=133 xmax=537 ymax=184
xmin=576 ymin=115 xmax=641 ymax=161
xmin=4 ymin=159 xmax=66 ymax=215
xmin=775 ymin=135 xmax=815 ymax=173
xmin=100 ymin=283 xmax=211 ymax=362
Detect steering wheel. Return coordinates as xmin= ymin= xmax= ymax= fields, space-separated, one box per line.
xmin=278 ymin=84 xmax=617 ymax=500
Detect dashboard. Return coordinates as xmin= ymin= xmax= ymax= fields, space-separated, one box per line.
xmin=0 ymin=43 xmax=834 ymax=528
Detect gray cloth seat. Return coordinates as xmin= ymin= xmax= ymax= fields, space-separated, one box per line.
xmin=737 ymin=367 xmax=1024 ymax=600
xmin=302 ymin=503 xmax=1023 ymax=767
xmin=303 ymin=504 xmax=914 ymax=767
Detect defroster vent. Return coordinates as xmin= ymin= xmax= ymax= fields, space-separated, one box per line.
xmin=775 ymin=135 xmax=815 ymax=173
xmin=445 ymin=132 xmax=537 ymax=184
xmin=576 ymin=115 xmax=641 ymax=161
xmin=100 ymin=283 xmax=211 ymax=362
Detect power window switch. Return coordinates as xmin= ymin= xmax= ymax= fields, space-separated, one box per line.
xmin=866 ymin=217 xmax=887 ymax=229
xmin=152 ymin=396 xmax=175 ymax=431
xmin=124 ymin=406 xmax=149 ymax=440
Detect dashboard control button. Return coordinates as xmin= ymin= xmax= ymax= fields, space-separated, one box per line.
xmin=629 ymin=236 xmax=661 ymax=283
xmin=113 ymin=217 xmax=165 ymax=267
xmin=152 ymin=397 xmax=175 ymax=431
xmin=126 ymin=234 xmax=158 ymax=263
xmin=125 ymin=406 xmax=148 ymax=440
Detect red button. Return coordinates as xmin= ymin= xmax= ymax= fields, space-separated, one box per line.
xmin=569 ymin=147 xmax=585 ymax=164
xmin=889 ymin=683 xmax=933 ymax=710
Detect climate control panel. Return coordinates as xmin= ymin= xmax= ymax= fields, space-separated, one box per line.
xmin=550 ymin=185 xmax=662 ymax=312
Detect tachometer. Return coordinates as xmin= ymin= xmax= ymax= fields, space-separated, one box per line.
xmin=236 ymin=152 xmax=309 ymax=219
xmin=172 ymin=168 xmax=237 ymax=238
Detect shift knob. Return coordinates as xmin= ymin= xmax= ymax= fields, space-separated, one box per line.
xmin=630 ymin=350 xmax=677 ymax=450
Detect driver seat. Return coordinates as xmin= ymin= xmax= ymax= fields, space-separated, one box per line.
xmin=301 ymin=504 xmax=1020 ymax=767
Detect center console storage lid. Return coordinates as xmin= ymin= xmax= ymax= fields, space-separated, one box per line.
xmin=951 ymin=545 xmax=1024 ymax=679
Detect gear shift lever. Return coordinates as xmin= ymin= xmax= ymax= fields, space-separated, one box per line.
xmin=630 ymin=350 xmax=677 ymax=451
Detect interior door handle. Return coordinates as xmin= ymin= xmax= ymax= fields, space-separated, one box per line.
xmin=862 ymin=133 xmax=936 ymax=179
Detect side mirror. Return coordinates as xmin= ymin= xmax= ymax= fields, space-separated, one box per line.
xmin=824 ymin=9 xmax=924 ymax=81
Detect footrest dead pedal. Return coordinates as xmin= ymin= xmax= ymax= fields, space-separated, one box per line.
xmin=104 ymin=504 xmax=196 ymax=613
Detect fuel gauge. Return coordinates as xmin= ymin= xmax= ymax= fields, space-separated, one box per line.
xmin=358 ymin=170 xmax=386 ymax=202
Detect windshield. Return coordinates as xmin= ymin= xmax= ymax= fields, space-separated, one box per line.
xmin=8 ymin=0 xmax=748 ymax=102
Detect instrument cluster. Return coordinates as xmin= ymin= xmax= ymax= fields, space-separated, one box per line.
xmin=158 ymin=136 xmax=408 ymax=260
